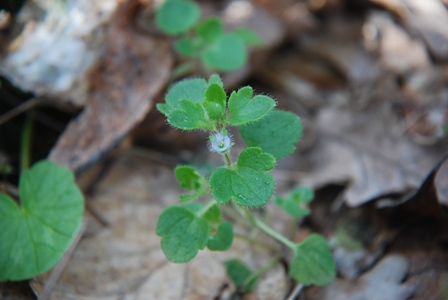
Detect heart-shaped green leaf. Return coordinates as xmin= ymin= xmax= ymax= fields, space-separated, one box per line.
xmin=209 ymin=147 xmax=276 ymax=206
xmin=157 ymin=206 xmax=210 ymax=263
xmin=207 ymin=222 xmax=233 ymax=251
xmin=290 ymin=234 xmax=336 ymax=286
xmin=0 ymin=161 xmax=84 ymax=281
xmin=240 ymin=110 xmax=302 ymax=159
xmin=227 ymin=86 xmax=276 ymax=126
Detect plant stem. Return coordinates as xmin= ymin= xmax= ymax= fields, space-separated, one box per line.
xmin=20 ymin=116 xmax=34 ymax=173
xmin=224 ymin=153 xmax=232 ymax=167
xmin=196 ymin=200 xmax=216 ymax=217
xmin=236 ymin=206 xmax=296 ymax=250
xmin=243 ymin=255 xmax=281 ymax=288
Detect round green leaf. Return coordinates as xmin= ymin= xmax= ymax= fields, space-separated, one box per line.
xmin=240 ymin=110 xmax=302 ymax=159
xmin=157 ymin=206 xmax=210 ymax=263
xmin=290 ymin=234 xmax=336 ymax=286
xmin=201 ymin=33 xmax=247 ymax=71
xmin=165 ymin=78 xmax=207 ymax=107
xmin=156 ymin=0 xmax=200 ymax=35
xmin=0 ymin=161 xmax=84 ymax=281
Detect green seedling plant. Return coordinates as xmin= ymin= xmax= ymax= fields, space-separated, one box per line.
xmin=156 ymin=74 xmax=336 ymax=290
xmin=0 ymin=161 xmax=84 ymax=281
xmin=156 ymin=0 xmax=263 ymax=74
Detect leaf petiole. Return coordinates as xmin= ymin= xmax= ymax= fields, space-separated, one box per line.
xmin=196 ymin=200 xmax=216 ymax=217
xmin=236 ymin=206 xmax=296 ymax=250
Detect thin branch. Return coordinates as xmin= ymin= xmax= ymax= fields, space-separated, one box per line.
xmin=0 ymin=97 xmax=45 ymax=126
xmin=38 ymin=219 xmax=88 ymax=300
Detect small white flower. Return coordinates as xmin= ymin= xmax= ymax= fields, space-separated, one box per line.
xmin=209 ymin=132 xmax=234 ymax=154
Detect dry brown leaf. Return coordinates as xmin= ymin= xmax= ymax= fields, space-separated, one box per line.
xmin=0 ymin=0 xmax=120 ymax=107
xmin=436 ymin=158 xmax=448 ymax=205
xmin=48 ymin=1 xmax=172 ymax=174
xmin=401 ymin=0 xmax=448 ymax=61
xmin=300 ymin=103 xmax=448 ymax=206
xmin=306 ymin=255 xmax=415 ymax=300
xmin=365 ymin=12 xmax=430 ymax=73
xmin=31 ymin=150 xmax=290 ymax=300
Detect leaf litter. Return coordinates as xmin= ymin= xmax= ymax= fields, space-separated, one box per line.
xmin=1 ymin=0 xmax=448 ymax=299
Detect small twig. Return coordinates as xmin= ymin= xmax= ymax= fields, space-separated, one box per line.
xmin=0 ymin=181 xmax=19 ymax=201
xmin=85 ymin=199 xmax=110 ymax=227
xmin=286 ymin=283 xmax=304 ymax=300
xmin=130 ymin=147 xmax=180 ymax=167
xmin=0 ymin=97 xmax=45 ymax=126
xmin=37 ymin=219 xmax=88 ymax=300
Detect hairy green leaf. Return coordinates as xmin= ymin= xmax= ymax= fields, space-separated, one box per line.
xmin=224 ymin=259 xmax=257 ymax=292
xmin=208 ymin=74 xmax=223 ymax=87
xmin=196 ymin=17 xmax=224 ymax=43
xmin=0 ymin=161 xmax=84 ymax=281
xmin=227 ymin=86 xmax=276 ymax=126
xmin=207 ymin=222 xmax=233 ymax=251
xmin=156 ymin=0 xmax=200 ymax=35
xmin=209 ymin=148 xmax=275 ymax=206
xmin=201 ymin=33 xmax=247 ymax=71
xmin=290 ymin=234 xmax=336 ymax=286
xmin=157 ymin=206 xmax=210 ymax=263
xmin=273 ymin=186 xmax=314 ymax=217
xmin=204 ymin=83 xmax=226 ymax=120
xmin=240 ymin=110 xmax=302 ymax=158
xmin=165 ymin=78 xmax=207 ymax=107
xmin=227 ymin=86 xmax=275 ymax=126
xmin=167 ymin=99 xmax=212 ymax=130
xmin=175 ymin=166 xmax=207 ymax=202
